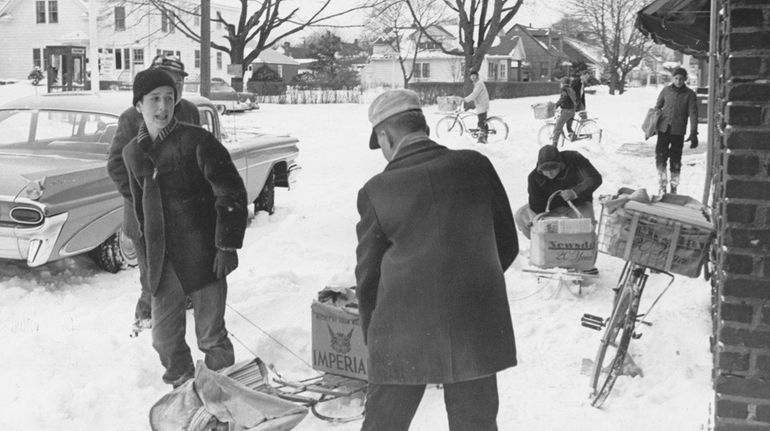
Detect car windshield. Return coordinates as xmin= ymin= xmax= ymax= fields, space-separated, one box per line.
xmin=212 ymin=82 xmax=235 ymax=92
xmin=0 ymin=109 xmax=118 ymax=156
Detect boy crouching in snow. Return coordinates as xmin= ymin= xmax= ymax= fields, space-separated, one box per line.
xmin=123 ymin=68 xmax=248 ymax=387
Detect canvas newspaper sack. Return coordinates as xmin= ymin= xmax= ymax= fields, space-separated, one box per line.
xmin=530 ymin=190 xmax=598 ymax=271
xmin=642 ymin=107 xmax=662 ymax=140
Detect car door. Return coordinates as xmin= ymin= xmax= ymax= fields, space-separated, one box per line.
xmin=197 ymin=106 xmax=248 ymax=187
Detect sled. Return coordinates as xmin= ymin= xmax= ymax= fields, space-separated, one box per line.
xmin=522 ymin=267 xmax=599 ymax=297
xmin=225 ymin=357 xmax=367 ymax=423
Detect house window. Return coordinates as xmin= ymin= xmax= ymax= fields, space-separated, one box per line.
xmin=276 ymin=65 xmax=283 ymax=78
xmin=540 ymin=62 xmax=549 ymax=78
xmin=162 ymin=11 xmax=175 ymax=33
xmin=115 ymin=49 xmax=123 ymax=70
xmin=414 ymin=62 xmax=430 ymax=79
xmin=48 ymin=1 xmax=58 ymax=23
xmin=216 ymin=11 xmax=222 ymax=29
xmin=132 ymin=48 xmax=144 ymax=65
xmin=216 ymin=52 xmax=222 ymax=70
xmin=487 ymin=62 xmax=497 ymax=80
xmin=194 ymin=50 xmax=201 ymax=68
xmin=417 ymin=41 xmax=441 ymax=50
xmin=194 ymin=15 xmax=200 ymax=26
xmin=114 ymin=7 xmax=125 ymax=31
xmin=499 ymin=61 xmax=507 ymax=80
xmin=36 ymin=1 xmax=46 ymax=23
xmin=33 ymin=49 xmax=42 ymax=68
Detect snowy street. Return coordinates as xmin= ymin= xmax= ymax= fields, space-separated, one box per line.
xmin=0 ymin=82 xmax=713 ymax=431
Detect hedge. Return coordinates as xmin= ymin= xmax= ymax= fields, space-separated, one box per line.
xmin=407 ymin=81 xmax=560 ymax=104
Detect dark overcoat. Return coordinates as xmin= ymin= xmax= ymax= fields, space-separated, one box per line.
xmin=123 ymin=121 xmax=247 ymax=295
xmin=355 ymin=137 xmax=519 ymax=385
xmin=108 ymin=99 xmax=200 ymax=239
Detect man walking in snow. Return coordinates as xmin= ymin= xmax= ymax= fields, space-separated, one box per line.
xmin=108 ymin=55 xmax=200 ymax=333
xmin=653 ymin=66 xmax=698 ymax=194
xmin=463 ymin=70 xmax=490 ymax=143
xmin=123 ymin=69 xmax=247 ymax=387
xmin=355 ymin=89 xmax=519 ymax=431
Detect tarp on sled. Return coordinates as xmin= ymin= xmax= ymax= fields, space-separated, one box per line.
xmin=150 ymin=361 xmax=308 ymax=431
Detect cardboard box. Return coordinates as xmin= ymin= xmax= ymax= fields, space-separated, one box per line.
xmin=311 ymin=300 xmax=368 ymax=380
xmin=530 ymin=216 xmax=598 ymax=270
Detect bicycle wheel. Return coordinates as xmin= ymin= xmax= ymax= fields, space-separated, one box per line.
xmin=537 ymin=122 xmax=564 ymax=147
xmin=485 ymin=116 xmax=509 ymax=143
xmin=435 ymin=116 xmax=464 ymax=139
xmin=577 ymin=119 xmax=602 ymax=146
xmin=589 ymin=263 xmax=644 ymax=408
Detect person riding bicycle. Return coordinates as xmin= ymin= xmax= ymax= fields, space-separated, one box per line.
xmin=552 ymin=77 xmax=578 ymax=145
xmin=463 ymin=70 xmax=490 ymax=143
xmin=514 ymin=145 xmax=602 ymax=246
xmin=568 ymin=70 xmax=591 ymax=133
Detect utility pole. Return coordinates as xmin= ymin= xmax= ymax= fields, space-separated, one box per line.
xmin=200 ymin=0 xmax=211 ymax=98
xmin=89 ymin=0 xmax=100 ymax=93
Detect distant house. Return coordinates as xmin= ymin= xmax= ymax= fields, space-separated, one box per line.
xmin=279 ymin=41 xmax=315 ymax=74
xmin=0 ymin=0 xmax=249 ymax=87
xmin=249 ymin=49 xmax=299 ymax=83
xmin=361 ymin=24 xmax=466 ymax=87
xmin=561 ymin=36 xmax=605 ymax=79
xmin=505 ymin=24 xmax=571 ymax=81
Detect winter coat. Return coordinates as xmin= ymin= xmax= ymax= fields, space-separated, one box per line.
xmin=655 ymin=83 xmax=698 ymax=136
xmin=464 ymin=80 xmax=490 ymax=113
xmin=528 ymin=149 xmax=603 ymax=214
xmin=355 ymin=136 xmax=518 ymax=385
xmin=555 ymin=86 xmax=577 ymax=110
xmin=123 ymin=120 xmax=247 ymax=295
xmin=571 ymin=79 xmax=586 ymax=111
xmin=108 ymin=99 xmax=200 ymax=240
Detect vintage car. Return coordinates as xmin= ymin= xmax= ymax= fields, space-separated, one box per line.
xmin=0 ymin=92 xmax=299 ymax=272
xmin=184 ymin=80 xmax=259 ymax=114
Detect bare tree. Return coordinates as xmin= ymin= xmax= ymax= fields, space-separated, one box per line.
xmin=572 ymin=0 xmax=653 ymax=94
xmin=365 ymin=0 xmax=448 ymax=87
xmin=105 ymin=0 xmax=373 ymax=85
xmin=405 ymin=0 xmax=524 ymax=86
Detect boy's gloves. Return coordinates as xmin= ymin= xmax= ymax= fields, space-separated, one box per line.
xmin=213 ymin=249 xmax=238 ymax=279
xmin=687 ymin=132 xmax=698 ymax=149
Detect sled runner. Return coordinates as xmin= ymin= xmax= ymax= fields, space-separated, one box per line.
xmin=225 ymin=357 xmax=367 ymax=423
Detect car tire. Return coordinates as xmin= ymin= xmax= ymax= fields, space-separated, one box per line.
xmin=216 ymin=104 xmax=227 ymax=115
xmin=254 ymin=169 xmax=275 ymax=215
xmin=90 ymin=229 xmax=138 ymax=273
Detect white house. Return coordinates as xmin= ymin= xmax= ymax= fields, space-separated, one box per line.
xmin=360 ymin=24 xmax=531 ymax=88
xmin=0 ymin=0 xmax=244 ymax=87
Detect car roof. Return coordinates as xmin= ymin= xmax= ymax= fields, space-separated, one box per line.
xmin=0 ymin=92 xmax=215 ymax=116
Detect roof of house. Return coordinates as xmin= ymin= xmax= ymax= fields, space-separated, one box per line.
xmin=1 ymin=0 xmax=87 ymax=17
xmin=562 ymin=37 xmax=605 ymax=65
xmin=505 ymin=24 xmax=569 ymax=61
xmin=254 ymin=49 xmax=299 ymax=66
xmin=487 ymin=34 xmax=526 ymax=60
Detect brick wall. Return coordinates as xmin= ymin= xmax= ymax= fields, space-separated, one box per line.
xmin=714 ymin=0 xmax=770 ymax=429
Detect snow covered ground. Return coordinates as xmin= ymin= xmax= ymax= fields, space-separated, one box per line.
xmin=0 ymin=81 xmax=713 ymax=430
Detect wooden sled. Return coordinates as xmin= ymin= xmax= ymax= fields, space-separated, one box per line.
xmin=522 ymin=267 xmax=599 ymax=297
xmin=224 ymin=357 xmax=367 ymax=423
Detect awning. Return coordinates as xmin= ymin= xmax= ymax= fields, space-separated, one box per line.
xmin=636 ymin=0 xmax=710 ymax=57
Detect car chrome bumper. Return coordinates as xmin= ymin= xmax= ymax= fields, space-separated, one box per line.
xmin=287 ymin=163 xmax=301 ymax=190
xmin=0 ymin=213 xmax=68 ymax=266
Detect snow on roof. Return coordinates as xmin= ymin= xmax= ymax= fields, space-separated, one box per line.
xmin=254 ymin=49 xmax=300 ymax=66
xmin=562 ymin=37 xmax=605 ymax=64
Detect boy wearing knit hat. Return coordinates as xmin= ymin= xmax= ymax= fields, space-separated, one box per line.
xmin=122 ymin=68 xmax=248 ymax=388
xmin=108 ymin=57 xmax=200 ymax=335
xmin=653 ymin=66 xmax=698 ymax=194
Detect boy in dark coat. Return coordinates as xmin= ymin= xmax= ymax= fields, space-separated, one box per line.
xmin=514 ymin=145 xmax=603 ymax=240
xmin=123 ymin=69 xmax=247 ymax=387
xmin=356 ymin=89 xmax=518 ymax=431
xmin=107 ymin=55 xmax=200 ymax=332
xmin=654 ymin=67 xmax=698 ymax=194
xmin=553 ymin=77 xmax=578 ymax=144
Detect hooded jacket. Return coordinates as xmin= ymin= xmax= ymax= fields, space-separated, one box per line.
xmin=527 ymin=146 xmax=603 ymax=214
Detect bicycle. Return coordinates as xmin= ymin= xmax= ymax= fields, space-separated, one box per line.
xmin=581 ymin=261 xmax=675 ymax=408
xmin=435 ymin=108 xmax=509 ymax=144
xmin=537 ymin=110 xmax=602 ymax=147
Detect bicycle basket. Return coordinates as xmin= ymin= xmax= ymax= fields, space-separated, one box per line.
xmin=597 ymin=197 xmax=715 ymax=277
xmin=532 ymin=102 xmax=555 ymax=119
xmin=437 ymin=96 xmax=463 ymax=113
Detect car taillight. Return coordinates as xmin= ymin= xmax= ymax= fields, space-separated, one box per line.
xmin=10 ymin=207 xmax=44 ymax=225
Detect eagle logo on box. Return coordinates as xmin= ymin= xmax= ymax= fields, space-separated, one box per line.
xmin=327 ymin=324 xmax=354 ymax=354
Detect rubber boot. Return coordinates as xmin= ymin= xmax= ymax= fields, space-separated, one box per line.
xmin=670 ymin=171 xmax=680 ymax=195
xmin=657 ymin=169 xmax=668 ymax=195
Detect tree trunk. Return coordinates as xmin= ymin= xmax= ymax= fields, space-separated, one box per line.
xmin=609 ymin=69 xmax=619 ymax=95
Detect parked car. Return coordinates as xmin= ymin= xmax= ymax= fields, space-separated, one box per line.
xmin=0 ymin=92 xmax=299 ymax=272
xmin=184 ymin=80 xmax=259 ymax=114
